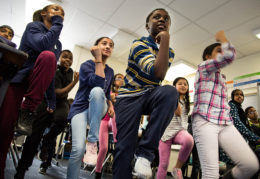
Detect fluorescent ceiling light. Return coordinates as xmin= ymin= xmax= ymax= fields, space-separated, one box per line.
xmin=164 ymin=60 xmax=196 ymax=81
xmin=253 ymin=28 xmax=260 ymax=39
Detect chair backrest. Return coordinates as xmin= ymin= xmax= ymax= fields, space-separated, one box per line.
xmin=0 ymin=41 xmax=28 ymax=107
xmin=0 ymin=42 xmax=28 ymax=80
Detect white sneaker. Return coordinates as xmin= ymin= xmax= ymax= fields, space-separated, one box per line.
xmin=83 ymin=142 xmax=98 ymax=166
xmin=133 ymin=157 xmax=152 ymax=179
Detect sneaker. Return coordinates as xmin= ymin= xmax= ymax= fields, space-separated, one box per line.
xmin=39 ymin=167 xmax=47 ymax=175
xmin=14 ymin=168 xmax=26 ymax=179
xmin=171 ymin=168 xmax=183 ymax=179
xmin=15 ymin=109 xmax=36 ymax=136
xmin=133 ymin=157 xmax=152 ymax=179
xmin=83 ymin=142 xmax=98 ymax=166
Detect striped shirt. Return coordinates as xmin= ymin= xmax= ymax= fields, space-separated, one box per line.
xmin=192 ymin=42 xmax=236 ymax=125
xmin=118 ymin=36 xmax=174 ymax=97
xmin=161 ymin=99 xmax=189 ymax=141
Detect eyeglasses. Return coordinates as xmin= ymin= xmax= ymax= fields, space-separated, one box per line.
xmin=249 ymin=111 xmax=258 ymax=115
xmin=115 ymin=78 xmax=124 ymax=81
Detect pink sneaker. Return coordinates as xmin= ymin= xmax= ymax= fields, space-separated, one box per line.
xmin=83 ymin=142 xmax=98 ymax=166
xmin=171 ymin=168 xmax=183 ymax=179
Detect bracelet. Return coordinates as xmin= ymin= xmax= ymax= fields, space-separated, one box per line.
xmin=95 ymin=61 xmax=102 ymax=63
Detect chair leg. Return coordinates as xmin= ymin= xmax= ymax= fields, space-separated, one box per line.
xmin=90 ymin=153 xmax=112 ymax=175
xmin=9 ymin=143 xmax=17 ymax=168
xmin=13 ymin=139 xmax=20 ymax=161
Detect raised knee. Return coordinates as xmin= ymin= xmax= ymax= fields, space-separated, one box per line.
xmin=90 ymin=87 xmax=105 ymax=97
xmin=38 ymin=51 xmax=56 ymax=65
xmin=160 ymin=85 xmax=178 ymax=105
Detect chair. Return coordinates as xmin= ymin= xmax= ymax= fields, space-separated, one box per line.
xmin=0 ymin=40 xmax=28 ymax=107
xmin=0 ymin=39 xmax=27 ymax=168
xmin=51 ymin=123 xmax=71 ymax=166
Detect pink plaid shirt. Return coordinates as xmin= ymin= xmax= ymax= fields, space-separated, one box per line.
xmin=192 ymin=42 xmax=236 ymax=125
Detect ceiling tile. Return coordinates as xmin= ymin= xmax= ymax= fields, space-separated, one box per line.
xmin=226 ymin=16 xmax=260 ymax=47
xmin=196 ymin=0 xmax=260 ymax=33
xmin=134 ymin=7 xmax=191 ymax=37
xmin=75 ymin=0 xmax=125 ymax=21
xmin=157 ymin=0 xmax=174 ymax=6
xmin=171 ymin=23 xmax=212 ymax=52
xmin=108 ymin=0 xmax=163 ymax=32
xmin=164 ymin=7 xmax=191 ymax=33
xmin=169 ymin=0 xmax=230 ymax=21
xmin=61 ymin=9 xmax=104 ymax=46
xmin=88 ymin=24 xmax=119 ymax=45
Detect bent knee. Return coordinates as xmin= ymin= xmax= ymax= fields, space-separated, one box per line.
xmin=160 ymin=85 xmax=178 ymax=103
xmin=238 ymin=155 xmax=259 ymax=175
xmin=38 ymin=51 xmax=56 ymax=65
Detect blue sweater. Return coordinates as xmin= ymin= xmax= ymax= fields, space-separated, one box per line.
xmin=68 ymin=60 xmax=114 ymax=121
xmin=11 ymin=15 xmax=63 ymax=109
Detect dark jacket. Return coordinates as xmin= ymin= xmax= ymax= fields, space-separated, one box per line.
xmin=11 ymin=15 xmax=63 ymax=109
xmin=68 ymin=60 xmax=114 ymax=121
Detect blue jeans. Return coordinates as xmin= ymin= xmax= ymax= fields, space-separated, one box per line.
xmin=67 ymin=87 xmax=107 ymax=179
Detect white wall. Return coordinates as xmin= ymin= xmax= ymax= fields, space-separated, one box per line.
xmin=68 ymin=45 xmax=127 ymax=99
xmin=222 ymin=52 xmax=260 ymax=81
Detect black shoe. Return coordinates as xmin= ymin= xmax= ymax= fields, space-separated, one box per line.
xmin=15 ymin=109 xmax=36 ymax=136
xmin=14 ymin=168 xmax=26 ymax=179
xmin=95 ymin=172 xmax=102 ymax=179
xmin=39 ymin=167 xmax=47 ymax=175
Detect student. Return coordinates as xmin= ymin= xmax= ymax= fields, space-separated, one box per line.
xmin=0 ymin=4 xmax=64 ymax=179
xmin=67 ymin=37 xmax=114 ymax=179
xmin=94 ymin=73 xmax=124 ymax=179
xmin=112 ymin=8 xmax=179 ymax=179
xmin=192 ymin=31 xmax=259 ymax=179
xmin=37 ymin=50 xmax=79 ymax=174
xmin=246 ymin=106 xmax=260 ymax=137
xmin=157 ymin=77 xmax=194 ymax=179
xmin=14 ymin=50 xmax=78 ymax=179
xmin=219 ymin=89 xmax=260 ymax=179
xmin=0 ymin=25 xmax=16 ymax=48
xmin=0 ymin=25 xmax=14 ymax=41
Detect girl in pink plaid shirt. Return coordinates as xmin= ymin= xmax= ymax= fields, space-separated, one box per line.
xmin=192 ymin=31 xmax=259 ymax=179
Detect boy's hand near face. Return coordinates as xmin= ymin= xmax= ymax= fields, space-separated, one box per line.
xmin=155 ymin=31 xmax=170 ymax=44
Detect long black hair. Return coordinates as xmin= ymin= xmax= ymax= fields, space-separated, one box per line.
xmin=173 ymin=77 xmax=190 ymax=114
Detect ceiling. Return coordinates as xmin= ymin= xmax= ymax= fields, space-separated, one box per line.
xmin=1 ymin=0 xmax=260 ymax=67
